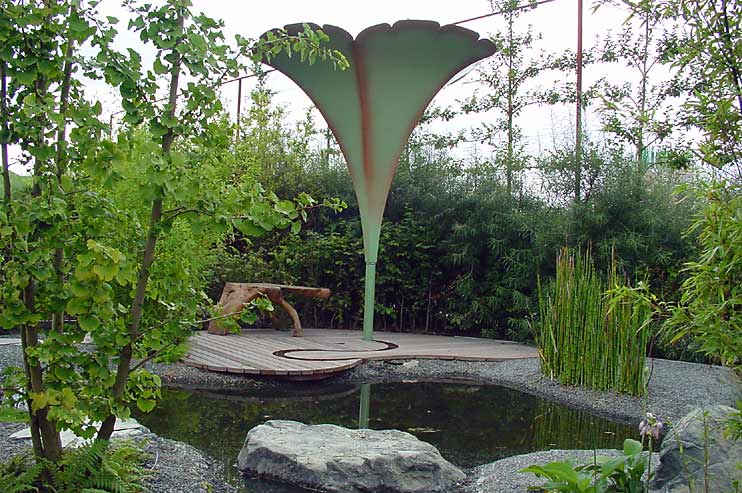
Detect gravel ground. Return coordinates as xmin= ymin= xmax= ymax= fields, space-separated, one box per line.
xmin=0 ymin=421 xmax=30 ymax=463
xmin=1 ymin=339 xmax=739 ymax=492
xmin=140 ymin=435 xmax=237 ymax=493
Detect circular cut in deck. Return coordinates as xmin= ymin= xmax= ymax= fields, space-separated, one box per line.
xmin=183 ymin=329 xmax=538 ymax=379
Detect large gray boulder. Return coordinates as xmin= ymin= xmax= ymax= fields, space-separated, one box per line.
xmin=651 ymin=405 xmax=742 ymax=493
xmin=237 ymin=420 xmax=465 ymax=493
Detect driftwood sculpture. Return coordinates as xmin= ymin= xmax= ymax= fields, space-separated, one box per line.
xmin=208 ymin=282 xmax=331 ymax=337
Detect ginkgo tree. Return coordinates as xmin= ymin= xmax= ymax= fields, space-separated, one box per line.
xmin=0 ymin=0 xmax=345 ymax=474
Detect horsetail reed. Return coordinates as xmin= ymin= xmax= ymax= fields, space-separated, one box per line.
xmin=536 ymin=247 xmax=651 ymax=397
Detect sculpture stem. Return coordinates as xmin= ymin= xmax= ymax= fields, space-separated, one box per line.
xmin=363 ymin=261 xmax=376 ymax=341
xmin=358 ymin=383 xmax=371 ymax=429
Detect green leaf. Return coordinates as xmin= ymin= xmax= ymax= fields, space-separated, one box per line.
xmin=136 ymin=398 xmax=156 ymax=413
xmin=61 ymin=388 xmax=77 ymax=409
xmin=240 ymin=310 xmax=258 ymax=325
xmin=253 ymin=297 xmax=274 ymax=312
xmin=623 ymin=438 xmax=643 ymax=456
xmin=520 ymin=465 xmax=548 ymax=476
xmin=78 ymin=315 xmax=100 ymax=332
xmin=13 ymin=69 xmax=36 ymax=85
xmin=235 ymin=220 xmax=265 ymax=237
xmin=275 ymin=200 xmax=298 ymax=219
xmin=153 ymin=57 xmax=168 ymax=75
xmin=600 ymin=456 xmax=626 ymax=476
xmin=22 ymin=93 xmax=37 ymax=107
xmin=29 ymin=392 xmax=57 ymax=412
xmin=61 ymin=174 xmax=74 ymax=192
xmin=53 ymin=366 xmax=76 ymax=381
xmin=92 ymin=262 xmax=118 ymax=281
xmin=538 ymin=461 xmax=580 ymax=484
xmin=69 ymin=17 xmax=89 ymax=33
xmin=70 ymin=281 xmax=92 ymax=299
xmin=576 ymin=475 xmax=593 ymax=491
xmin=66 ymin=297 xmax=89 ymax=315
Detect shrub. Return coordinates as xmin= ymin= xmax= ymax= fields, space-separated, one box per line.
xmin=0 ymin=440 xmax=149 ymax=493
xmin=666 ymin=181 xmax=741 ymax=371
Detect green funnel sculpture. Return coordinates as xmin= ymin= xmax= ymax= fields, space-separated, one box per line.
xmin=263 ymin=21 xmax=495 ymax=340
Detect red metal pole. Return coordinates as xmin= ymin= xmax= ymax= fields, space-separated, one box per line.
xmin=574 ymin=0 xmax=583 ymax=203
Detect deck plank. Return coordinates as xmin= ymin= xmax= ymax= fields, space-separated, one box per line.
xmin=198 ymin=334 xmax=340 ymax=371
xmin=184 ymin=328 xmax=538 ymax=378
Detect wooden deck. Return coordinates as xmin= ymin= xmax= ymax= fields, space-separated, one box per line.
xmin=183 ymin=329 xmax=538 ymax=378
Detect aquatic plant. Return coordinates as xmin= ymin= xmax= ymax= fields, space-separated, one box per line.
xmin=536 ymin=247 xmax=652 ymax=396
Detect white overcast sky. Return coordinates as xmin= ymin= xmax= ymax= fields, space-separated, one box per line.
xmin=12 ymin=0 xmax=643 ymax=173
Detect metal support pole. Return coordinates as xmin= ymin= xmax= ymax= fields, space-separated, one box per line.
xmin=358 ymin=383 xmax=371 ymax=429
xmin=362 ymin=261 xmax=376 ymax=341
xmin=574 ymin=0 xmax=583 ymax=203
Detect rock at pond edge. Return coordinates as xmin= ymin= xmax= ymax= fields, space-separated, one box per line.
xmin=651 ymin=404 xmax=742 ymax=493
xmin=237 ymin=419 xmax=465 ymax=493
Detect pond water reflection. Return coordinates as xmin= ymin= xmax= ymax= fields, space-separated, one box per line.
xmin=134 ymin=381 xmax=636 ymax=492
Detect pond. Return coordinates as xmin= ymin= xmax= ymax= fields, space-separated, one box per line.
xmin=135 ymin=381 xmax=637 ymax=492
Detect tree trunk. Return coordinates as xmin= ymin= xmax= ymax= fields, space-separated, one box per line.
xmin=21 ymin=57 xmax=64 ymax=466
xmin=22 ymin=286 xmax=63 ymax=462
xmin=1 ymin=62 xmax=10 ymax=203
xmin=19 ymin=327 xmax=44 ymax=460
xmin=98 ymin=12 xmax=184 ymax=441
xmin=52 ymin=35 xmax=75 ymax=334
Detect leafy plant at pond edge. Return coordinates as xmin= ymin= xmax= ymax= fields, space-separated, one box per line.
xmin=521 ymin=438 xmax=649 ymax=493
xmin=728 ymin=401 xmax=742 ymax=443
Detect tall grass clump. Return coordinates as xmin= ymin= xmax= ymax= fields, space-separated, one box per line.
xmin=536 ymin=247 xmax=652 ymax=396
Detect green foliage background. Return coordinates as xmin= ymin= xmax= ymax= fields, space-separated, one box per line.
xmin=0 ymin=171 xmax=30 ymax=194
xmin=208 ymin=87 xmax=698 ymax=352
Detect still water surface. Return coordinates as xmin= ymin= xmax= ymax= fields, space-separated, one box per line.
xmin=135 ymin=381 xmax=636 ymax=492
